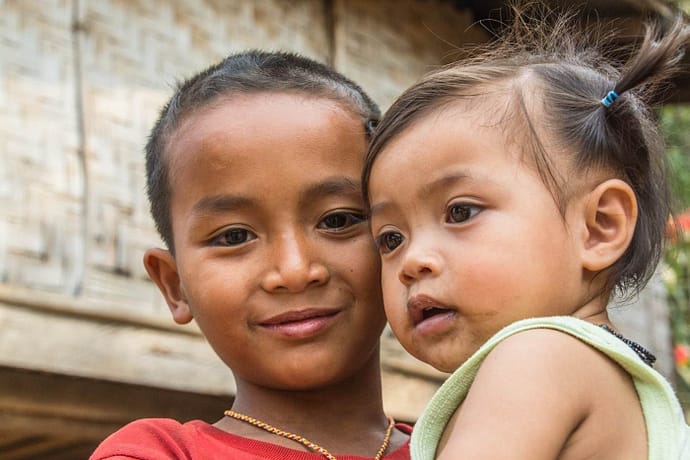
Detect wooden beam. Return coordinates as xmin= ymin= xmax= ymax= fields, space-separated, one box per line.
xmin=0 ymin=302 xmax=235 ymax=395
xmin=0 ymin=366 xmax=232 ymax=459
xmin=0 ymin=284 xmax=201 ymax=336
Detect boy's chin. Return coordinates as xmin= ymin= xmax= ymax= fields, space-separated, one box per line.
xmin=234 ymin=348 xmax=382 ymax=391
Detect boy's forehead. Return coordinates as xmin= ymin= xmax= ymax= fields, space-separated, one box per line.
xmin=167 ymin=93 xmax=363 ymax=166
xmin=164 ymin=93 xmax=367 ymax=210
xmin=174 ymin=91 xmax=357 ymax=141
xmin=174 ymin=91 xmax=352 ymax=132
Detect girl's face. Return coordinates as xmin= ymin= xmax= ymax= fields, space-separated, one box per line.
xmin=367 ymin=103 xmax=589 ymax=372
xmin=155 ymin=92 xmax=386 ymax=389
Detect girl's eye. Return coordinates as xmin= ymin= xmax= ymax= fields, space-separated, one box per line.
xmin=211 ymin=228 xmax=257 ymax=246
xmin=318 ymin=211 xmax=366 ymax=232
xmin=446 ymin=203 xmax=481 ymax=224
xmin=376 ymin=232 xmax=404 ymax=254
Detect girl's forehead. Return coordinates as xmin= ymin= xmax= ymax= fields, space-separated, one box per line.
xmin=376 ymin=99 xmax=511 ymax=156
xmin=372 ymin=83 xmax=567 ymax=176
xmin=367 ymin=95 xmax=573 ymax=203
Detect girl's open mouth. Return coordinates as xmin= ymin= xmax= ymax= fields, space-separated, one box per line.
xmin=408 ymin=295 xmax=454 ymax=325
xmin=421 ymin=306 xmax=452 ymax=321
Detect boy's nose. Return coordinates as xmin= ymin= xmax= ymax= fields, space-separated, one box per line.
xmin=261 ymin=234 xmax=329 ymax=292
xmin=398 ymin=241 xmax=441 ymax=286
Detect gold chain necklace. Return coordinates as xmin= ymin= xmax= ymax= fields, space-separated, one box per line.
xmin=224 ymin=409 xmax=395 ymax=460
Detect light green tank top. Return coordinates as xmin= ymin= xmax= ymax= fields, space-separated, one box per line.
xmin=410 ymin=316 xmax=690 ymax=459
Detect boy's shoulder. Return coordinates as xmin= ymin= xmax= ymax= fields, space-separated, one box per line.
xmin=90 ymin=418 xmax=413 ymax=460
xmin=89 ymin=418 xmax=277 ymax=459
xmin=89 ymin=418 xmax=216 ymax=460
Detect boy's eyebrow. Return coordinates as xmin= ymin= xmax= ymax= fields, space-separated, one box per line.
xmin=299 ymin=177 xmax=361 ymax=205
xmin=191 ymin=195 xmax=254 ymax=215
xmin=190 ymin=178 xmax=359 ymax=216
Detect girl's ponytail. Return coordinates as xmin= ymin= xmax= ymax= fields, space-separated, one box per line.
xmin=610 ymin=17 xmax=688 ymax=106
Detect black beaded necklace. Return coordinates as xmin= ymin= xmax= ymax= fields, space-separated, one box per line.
xmin=599 ymin=324 xmax=656 ymax=367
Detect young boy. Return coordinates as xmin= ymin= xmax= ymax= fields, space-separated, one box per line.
xmin=90 ymin=51 xmax=411 ymax=459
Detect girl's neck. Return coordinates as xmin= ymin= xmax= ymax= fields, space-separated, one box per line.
xmin=571 ymin=288 xmax=611 ymax=326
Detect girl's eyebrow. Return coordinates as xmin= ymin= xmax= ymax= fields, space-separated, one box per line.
xmin=368 ymin=201 xmax=392 ymax=220
xmin=418 ymin=172 xmax=472 ymax=199
xmin=369 ymin=172 xmax=474 ymax=219
xmin=191 ymin=195 xmax=254 ymax=216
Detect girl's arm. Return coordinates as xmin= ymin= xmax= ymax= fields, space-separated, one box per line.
xmin=435 ymin=328 xmax=636 ymax=459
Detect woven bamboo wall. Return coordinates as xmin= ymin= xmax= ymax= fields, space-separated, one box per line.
xmin=0 ymin=0 xmax=480 ymax=318
xmin=0 ymin=0 xmax=674 ymax=410
xmin=0 ymin=0 xmax=485 ymax=425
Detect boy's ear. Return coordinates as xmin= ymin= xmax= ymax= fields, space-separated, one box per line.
xmin=578 ymin=179 xmax=637 ymax=272
xmin=143 ymin=248 xmax=193 ymax=324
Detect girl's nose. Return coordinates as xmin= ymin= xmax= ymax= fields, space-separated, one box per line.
xmin=261 ymin=234 xmax=330 ymax=292
xmin=398 ymin=242 xmax=441 ymax=286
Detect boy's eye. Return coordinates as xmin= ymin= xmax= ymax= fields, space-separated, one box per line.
xmin=318 ymin=211 xmax=365 ymax=232
xmin=446 ymin=203 xmax=481 ymax=224
xmin=376 ymin=232 xmax=404 ymax=254
xmin=211 ymin=228 xmax=257 ymax=246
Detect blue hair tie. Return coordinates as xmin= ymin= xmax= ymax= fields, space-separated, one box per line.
xmin=601 ymin=90 xmax=619 ymax=108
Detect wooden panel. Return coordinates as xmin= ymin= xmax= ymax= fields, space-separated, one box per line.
xmin=0 ymin=366 xmax=232 ymax=459
xmin=0 ymin=301 xmax=235 ymax=395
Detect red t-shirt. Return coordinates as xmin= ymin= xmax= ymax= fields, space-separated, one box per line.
xmin=90 ymin=418 xmax=412 ymax=460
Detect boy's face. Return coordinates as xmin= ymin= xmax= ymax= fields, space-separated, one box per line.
xmin=367 ymin=103 xmax=588 ymax=372
xmin=149 ymin=93 xmax=386 ymax=389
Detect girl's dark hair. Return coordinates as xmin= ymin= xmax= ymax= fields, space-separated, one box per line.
xmin=146 ymin=50 xmax=381 ymax=252
xmin=362 ymin=4 xmax=688 ymax=299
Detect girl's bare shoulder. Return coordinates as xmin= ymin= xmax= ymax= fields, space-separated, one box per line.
xmin=437 ymin=328 xmax=646 ymax=460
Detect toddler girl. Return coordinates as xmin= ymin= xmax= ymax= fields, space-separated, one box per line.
xmin=363 ymin=6 xmax=689 ymax=459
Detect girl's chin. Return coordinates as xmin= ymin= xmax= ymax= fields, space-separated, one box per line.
xmin=411 ymin=348 xmax=465 ymax=374
xmin=431 ymin=361 xmax=461 ymax=374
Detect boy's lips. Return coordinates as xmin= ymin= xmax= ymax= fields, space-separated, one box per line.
xmin=258 ymin=308 xmax=342 ymax=339
xmin=407 ymin=295 xmax=456 ymax=329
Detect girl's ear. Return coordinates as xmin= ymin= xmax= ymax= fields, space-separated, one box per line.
xmin=579 ymin=179 xmax=637 ymax=272
xmin=143 ymin=248 xmax=194 ymax=324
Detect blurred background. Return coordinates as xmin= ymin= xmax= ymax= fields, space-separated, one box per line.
xmin=1 ymin=1 xmax=689 ymax=458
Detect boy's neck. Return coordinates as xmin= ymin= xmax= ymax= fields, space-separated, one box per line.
xmin=215 ymin=350 xmax=403 ymax=455
xmin=231 ymin=351 xmax=384 ymax=423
